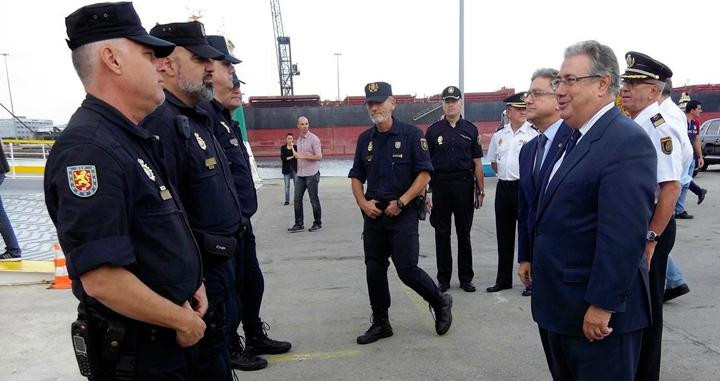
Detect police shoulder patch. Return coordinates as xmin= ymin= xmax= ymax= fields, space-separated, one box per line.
xmin=67 ymin=165 xmax=98 ymax=197
xmin=660 ymin=136 xmax=673 ymax=155
xmin=651 ymin=113 xmax=665 ymax=128
xmin=420 ymin=138 xmax=428 ymax=151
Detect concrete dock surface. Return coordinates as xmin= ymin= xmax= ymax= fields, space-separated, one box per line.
xmin=1 ymin=170 xmax=719 ymax=380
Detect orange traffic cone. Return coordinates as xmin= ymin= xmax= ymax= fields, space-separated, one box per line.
xmin=50 ymin=243 xmax=71 ymax=289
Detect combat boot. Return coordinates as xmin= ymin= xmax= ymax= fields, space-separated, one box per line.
xmin=245 ymin=322 xmax=292 ymax=355
xmin=431 ymin=293 xmax=453 ymax=335
xmin=356 ymin=311 xmax=393 ymax=345
xmin=229 ymin=334 xmax=267 ymax=371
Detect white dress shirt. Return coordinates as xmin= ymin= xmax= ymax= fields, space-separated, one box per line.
xmin=660 ymin=97 xmax=694 ymax=184
xmin=634 ymin=102 xmax=683 ymax=185
xmin=487 ymin=121 xmax=538 ymax=180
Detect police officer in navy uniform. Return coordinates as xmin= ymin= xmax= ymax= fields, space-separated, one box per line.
xmin=147 ymin=21 xmax=239 ymax=380
xmin=349 ymin=82 xmax=453 ymax=345
xmin=424 ymin=86 xmax=485 ymax=293
xmin=620 ymin=51 xmax=683 ymax=381
xmin=45 ymin=3 xmax=207 ymax=380
xmin=201 ymin=35 xmax=292 ymax=372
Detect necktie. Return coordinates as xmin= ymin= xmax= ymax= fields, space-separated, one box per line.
xmin=564 ymin=129 xmax=582 ymax=155
xmin=533 ymin=134 xmax=548 ymax=181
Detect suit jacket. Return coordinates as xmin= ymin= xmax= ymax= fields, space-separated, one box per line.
xmin=531 ymin=106 xmax=656 ymax=337
xmin=517 ymin=122 xmax=572 ymax=263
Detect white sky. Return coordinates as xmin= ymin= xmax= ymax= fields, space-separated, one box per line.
xmin=0 ymin=0 xmax=718 ymax=125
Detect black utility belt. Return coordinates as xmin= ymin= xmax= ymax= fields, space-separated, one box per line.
xmin=497 ymin=179 xmax=519 ymax=187
xmin=192 ymin=230 xmax=238 ymax=261
xmin=433 ymin=169 xmax=474 ymax=182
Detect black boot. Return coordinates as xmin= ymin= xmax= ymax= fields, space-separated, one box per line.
xmin=245 ymin=322 xmax=292 ymax=355
xmin=431 ymin=293 xmax=452 ymax=335
xmin=229 ymin=334 xmax=267 ymax=371
xmin=356 ymin=311 xmax=393 ymax=345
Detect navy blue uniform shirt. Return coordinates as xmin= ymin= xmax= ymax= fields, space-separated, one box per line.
xmin=200 ymin=100 xmax=258 ymax=218
xmin=425 ymin=117 xmax=483 ymax=172
xmin=348 ymin=118 xmax=433 ymax=200
xmin=146 ymin=91 xmax=243 ymax=237
xmin=44 ymin=95 xmax=202 ymax=305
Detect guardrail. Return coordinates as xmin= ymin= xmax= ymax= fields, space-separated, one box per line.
xmin=3 ymin=139 xmax=54 ymax=177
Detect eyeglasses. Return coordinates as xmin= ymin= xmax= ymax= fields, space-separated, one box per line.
xmin=550 ymin=75 xmax=602 ymax=91
xmin=525 ymin=89 xmax=555 ymax=99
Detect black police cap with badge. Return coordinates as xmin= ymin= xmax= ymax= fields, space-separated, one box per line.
xmin=364 ymin=82 xmax=392 ymax=103
xmin=621 ymin=51 xmax=673 ymax=82
xmin=65 ymin=1 xmax=175 ymax=58
xmin=503 ymin=92 xmax=527 ymax=108
xmin=442 ymin=86 xmax=462 ymax=100
xmin=150 ymin=21 xmax=224 ymax=60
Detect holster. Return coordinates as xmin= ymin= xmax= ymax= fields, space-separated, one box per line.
xmin=80 ymin=304 xmax=137 ymax=381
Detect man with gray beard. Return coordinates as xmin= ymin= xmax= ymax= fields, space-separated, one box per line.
xmin=348 ymin=82 xmax=452 ymax=345
xmin=147 ymin=21 xmax=242 ymax=380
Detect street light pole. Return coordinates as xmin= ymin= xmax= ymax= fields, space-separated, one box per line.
xmin=458 ymin=0 xmax=464 ymax=115
xmin=334 ymin=52 xmax=341 ymax=101
xmin=1 ymin=53 xmax=14 ymax=114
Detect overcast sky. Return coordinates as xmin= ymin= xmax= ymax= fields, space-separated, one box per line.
xmin=0 ymin=0 xmax=718 ymax=125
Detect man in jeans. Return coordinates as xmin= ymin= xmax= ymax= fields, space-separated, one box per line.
xmin=289 ymin=116 xmax=323 ymax=232
xmin=0 ymin=139 xmax=21 ymax=261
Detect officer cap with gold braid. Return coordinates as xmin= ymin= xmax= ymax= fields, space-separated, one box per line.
xmin=503 ymin=92 xmax=527 ymax=108
xmin=622 ymin=51 xmax=673 ymax=82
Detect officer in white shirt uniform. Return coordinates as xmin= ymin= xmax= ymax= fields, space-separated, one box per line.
xmin=485 ymin=93 xmax=538 ymax=292
xmin=620 ymin=51 xmax=683 ymax=381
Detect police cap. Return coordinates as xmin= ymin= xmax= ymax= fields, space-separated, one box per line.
xmin=622 ymin=51 xmax=673 ymax=82
xmin=150 ymin=21 xmax=224 ymax=60
xmin=65 ymin=2 xmax=175 ymax=58
xmin=503 ymin=92 xmax=527 ymax=108
xmin=442 ymin=86 xmax=462 ymax=100
xmin=207 ymin=35 xmax=242 ymax=64
xmin=364 ymin=82 xmax=392 ymax=103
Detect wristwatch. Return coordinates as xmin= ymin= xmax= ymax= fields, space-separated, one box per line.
xmin=646 ymin=231 xmax=660 ymax=242
xmin=396 ymin=199 xmax=406 ymax=209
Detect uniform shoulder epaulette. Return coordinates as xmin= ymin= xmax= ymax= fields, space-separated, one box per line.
xmin=494 ymin=125 xmax=504 ymax=132
xmin=650 ymin=113 xmax=665 ymax=128
xmin=530 ymin=124 xmax=539 ymax=131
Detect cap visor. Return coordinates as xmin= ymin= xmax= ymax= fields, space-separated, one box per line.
xmin=365 ymin=95 xmax=389 ymax=104
xmin=127 ymin=34 xmax=176 ymax=58
xmin=185 ymin=44 xmax=225 ymax=60
xmin=224 ymin=53 xmax=242 ymax=65
xmin=443 ymin=96 xmax=461 ymax=100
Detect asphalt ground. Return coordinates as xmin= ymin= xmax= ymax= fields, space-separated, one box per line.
xmin=1 ymin=168 xmax=719 ymax=380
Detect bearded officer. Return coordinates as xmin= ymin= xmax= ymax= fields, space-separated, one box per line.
xmin=348 ymin=82 xmax=452 ymax=344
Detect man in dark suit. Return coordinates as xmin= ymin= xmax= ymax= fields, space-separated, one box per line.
xmin=517 ymin=68 xmax=571 ymax=298
xmin=532 ymin=40 xmax=657 ymax=380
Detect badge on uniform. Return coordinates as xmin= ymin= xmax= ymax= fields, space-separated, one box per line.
xmin=205 ymin=157 xmax=217 ymax=169
xmin=660 ymin=136 xmax=673 ymax=155
xmin=420 ymin=138 xmax=428 ymax=151
xmin=395 ymin=141 xmax=401 ymax=149
xmin=159 ymin=185 xmax=172 ymax=200
xmin=66 ymin=165 xmax=98 ymax=198
xmin=138 ymin=158 xmax=155 ymax=182
xmin=437 ymin=136 xmax=444 ymax=145
xmin=220 ymin=121 xmax=231 ymax=133
xmin=368 ymin=141 xmax=373 ymax=152
xmin=229 ymin=138 xmax=240 ymax=146
xmin=651 ymin=113 xmax=665 ymax=128
xmin=194 ymin=132 xmax=207 ymax=150
xmin=498 ymin=138 xmax=503 ymax=146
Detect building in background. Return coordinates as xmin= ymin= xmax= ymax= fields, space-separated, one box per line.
xmin=0 ymin=118 xmax=53 ymax=139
